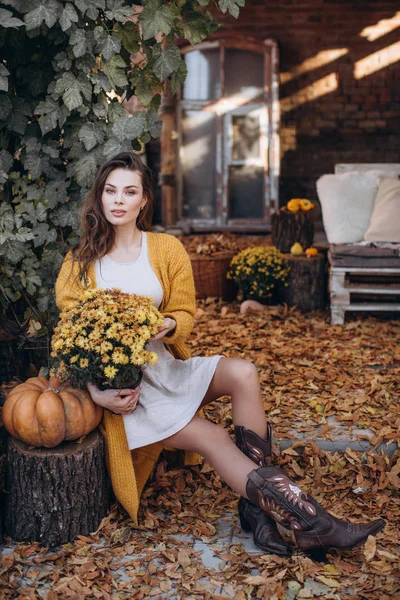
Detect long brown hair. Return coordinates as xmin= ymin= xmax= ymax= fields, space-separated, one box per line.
xmin=73 ymin=152 xmax=154 ymax=281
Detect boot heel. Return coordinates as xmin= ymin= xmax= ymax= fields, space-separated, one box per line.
xmin=239 ymin=512 xmax=251 ymax=532
xmin=306 ymin=548 xmax=327 ymax=563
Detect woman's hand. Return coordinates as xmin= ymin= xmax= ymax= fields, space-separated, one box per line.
xmin=150 ymin=317 xmax=176 ymax=341
xmin=86 ymin=382 xmax=141 ymax=415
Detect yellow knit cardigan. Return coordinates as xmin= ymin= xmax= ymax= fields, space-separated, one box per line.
xmin=55 ymin=232 xmax=201 ymax=525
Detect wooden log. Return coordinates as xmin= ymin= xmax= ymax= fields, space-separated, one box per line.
xmin=0 ymin=415 xmax=7 ymax=544
xmin=281 ymin=253 xmax=327 ymax=312
xmin=5 ymin=429 xmax=110 ymax=547
xmin=271 ymin=209 xmax=314 ymax=253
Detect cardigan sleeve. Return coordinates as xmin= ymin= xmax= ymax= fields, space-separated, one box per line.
xmin=161 ymin=236 xmax=196 ymax=345
xmin=55 ymin=252 xmax=86 ymax=311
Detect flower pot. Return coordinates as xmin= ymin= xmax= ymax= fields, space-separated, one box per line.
xmin=98 ymin=370 xmax=143 ymax=391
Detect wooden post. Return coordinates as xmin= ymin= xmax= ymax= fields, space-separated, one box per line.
xmin=5 ymin=430 xmax=110 ymax=547
xmin=330 ymin=269 xmax=349 ymax=325
xmin=160 ymin=81 xmax=177 ymax=228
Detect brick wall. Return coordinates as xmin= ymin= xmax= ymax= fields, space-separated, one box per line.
xmin=215 ymin=0 xmax=400 ymax=212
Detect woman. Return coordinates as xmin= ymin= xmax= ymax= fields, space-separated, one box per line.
xmin=55 ymin=152 xmax=384 ymax=559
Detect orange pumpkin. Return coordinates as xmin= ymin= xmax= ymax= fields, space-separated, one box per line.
xmin=2 ymin=376 xmax=103 ymax=448
xmin=305 ymin=247 xmax=318 ymax=257
xmin=287 ymin=199 xmax=301 ymax=212
xmin=299 ymin=199 xmax=314 ymax=211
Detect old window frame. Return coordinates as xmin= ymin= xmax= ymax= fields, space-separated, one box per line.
xmin=177 ymin=39 xmax=280 ymax=231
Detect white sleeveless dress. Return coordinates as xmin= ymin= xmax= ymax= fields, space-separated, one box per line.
xmin=95 ymin=232 xmax=222 ymax=450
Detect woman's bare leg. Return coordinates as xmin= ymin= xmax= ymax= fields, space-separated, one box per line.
xmin=163 ymin=416 xmax=256 ymax=497
xmin=200 ymin=357 xmax=267 ymax=439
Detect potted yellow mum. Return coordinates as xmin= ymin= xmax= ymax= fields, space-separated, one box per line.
xmin=228 ymin=246 xmax=290 ymax=305
xmin=50 ymin=289 xmax=164 ymax=390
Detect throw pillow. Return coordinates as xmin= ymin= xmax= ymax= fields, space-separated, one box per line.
xmin=364 ymin=177 xmax=400 ymax=242
xmin=316 ymin=170 xmax=384 ymax=244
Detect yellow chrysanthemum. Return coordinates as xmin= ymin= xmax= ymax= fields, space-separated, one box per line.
xmin=80 ymin=358 xmax=89 ymax=368
xmin=101 ymin=341 xmax=113 ymax=353
xmin=104 ymin=365 xmax=118 ymax=379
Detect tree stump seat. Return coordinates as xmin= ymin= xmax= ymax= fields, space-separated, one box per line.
xmin=271 ymin=210 xmax=314 ymax=254
xmin=281 ymin=253 xmax=327 ymax=312
xmin=5 ymin=429 xmax=110 ymax=547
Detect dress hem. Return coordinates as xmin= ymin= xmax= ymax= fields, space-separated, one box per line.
xmin=126 ymin=355 xmax=223 ymax=450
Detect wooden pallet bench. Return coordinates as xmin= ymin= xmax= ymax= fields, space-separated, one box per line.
xmin=330 ymin=266 xmax=400 ymax=325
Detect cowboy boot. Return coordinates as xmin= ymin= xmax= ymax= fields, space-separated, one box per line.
xmin=246 ymin=465 xmax=385 ymax=560
xmin=234 ymin=424 xmax=291 ymax=556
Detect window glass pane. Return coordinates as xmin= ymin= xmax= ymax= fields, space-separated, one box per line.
xmin=225 ymin=50 xmax=264 ymax=100
xmin=232 ymin=114 xmax=261 ymax=161
xmin=183 ymin=49 xmax=221 ymax=100
xmin=181 ymin=111 xmax=217 ymax=219
xmin=228 ymin=166 xmax=264 ymax=219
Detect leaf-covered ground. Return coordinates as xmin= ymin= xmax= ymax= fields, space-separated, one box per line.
xmin=1 ymin=303 xmax=400 ymax=599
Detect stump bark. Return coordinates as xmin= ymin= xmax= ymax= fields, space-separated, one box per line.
xmin=271 ymin=209 xmax=314 ymax=253
xmin=0 ymin=417 xmax=7 ymax=544
xmin=5 ymin=429 xmax=110 ymax=546
xmin=281 ymin=253 xmax=327 ymax=311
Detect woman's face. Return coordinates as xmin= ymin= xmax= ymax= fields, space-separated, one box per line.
xmin=101 ymin=168 xmax=146 ymax=228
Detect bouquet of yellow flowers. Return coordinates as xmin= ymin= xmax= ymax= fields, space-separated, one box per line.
xmin=228 ymin=246 xmax=290 ymax=303
xmin=50 ymin=288 xmax=165 ymax=389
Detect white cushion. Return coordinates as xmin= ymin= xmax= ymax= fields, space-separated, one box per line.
xmin=364 ymin=177 xmax=400 ymax=242
xmin=316 ymin=171 xmax=384 ymax=244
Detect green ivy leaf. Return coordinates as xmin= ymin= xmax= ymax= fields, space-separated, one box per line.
xmin=97 ymin=33 xmax=122 ymax=61
xmin=53 ymin=72 xmax=92 ymax=111
xmin=0 ymin=95 xmax=13 ymax=120
xmin=32 ymin=223 xmax=57 ymax=248
xmin=147 ymin=110 xmax=163 ymax=138
xmin=133 ymin=72 xmax=154 ymax=107
xmin=181 ymin=3 xmax=216 ymax=45
xmin=139 ymin=0 xmax=177 ymax=41
xmin=34 ymin=98 xmax=69 ymax=135
xmin=0 ymin=7 xmax=24 ymax=28
xmin=78 ymin=122 xmax=105 ymax=151
xmin=59 ymin=3 xmax=79 ymax=31
xmin=217 ymin=0 xmax=244 ymax=19
xmin=91 ymin=72 xmax=112 ymax=94
xmin=75 ymin=149 xmax=102 ymax=186
xmin=0 ymin=150 xmax=14 ymax=186
xmin=153 ymin=45 xmax=181 ymax=81
xmin=102 ymin=54 xmax=128 ymax=88
xmin=112 ymin=112 xmax=146 ymax=140
xmin=73 ymin=0 xmax=106 ymax=20
xmin=170 ymin=58 xmax=188 ymax=95
xmin=104 ymin=0 xmax=133 ymax=22
xmin=69 ymin=28 xmax=91 ymax=58
xmin=45 ymin=178 xmax=69 ymax=208
xmin=53 ymin=51 xmax=73 ymax=72
xmin=24 ymin=0 xmax=62 ymax=31
xmin=102 ymin=137 xmax=132 ymax=159
xmin=0 ymin=64 xmax=10 ymax=93
xmin=107 ymin=100 xmax=125 ymax=123
xmin=76 ymin=53 xmax=96 ymax=74
xmin=116 ymin=20 xmax=140 ymax=54
xmin=0 ymin=203 xmax=15 ymax=234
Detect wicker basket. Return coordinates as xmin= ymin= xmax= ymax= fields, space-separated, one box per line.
xmin=190 ymin=253 xmax=237 ymax=301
